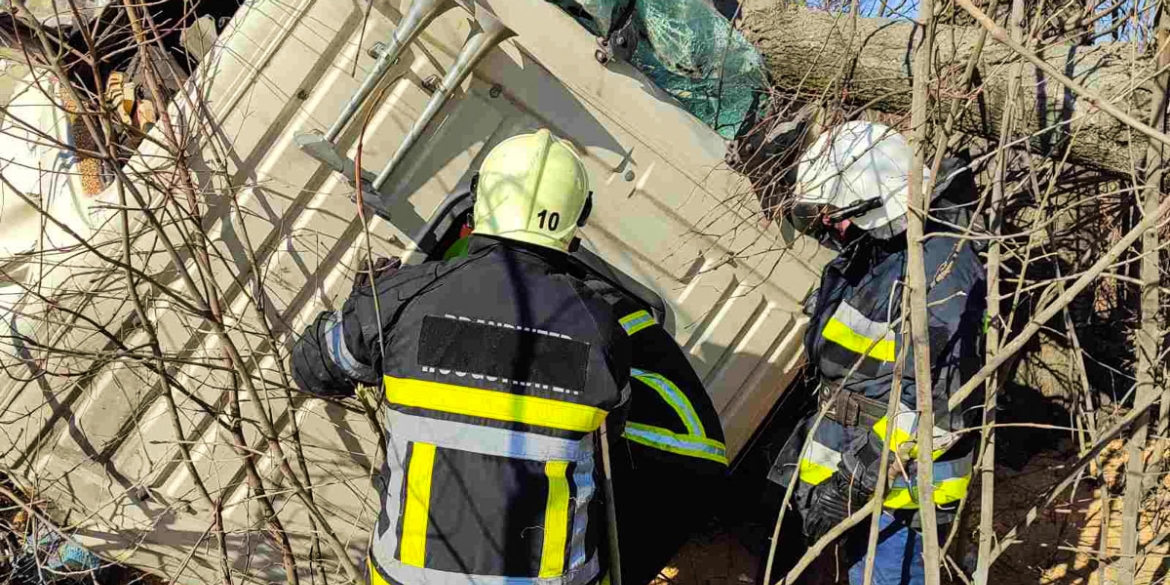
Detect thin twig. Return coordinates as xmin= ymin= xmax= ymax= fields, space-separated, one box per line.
xmin=947 ymin=189 xmax=1170 ymax=411
xmin=987 ymin=391 xmax=1160 ymax=564
xmin=777 ymin=500 xmax=879 ymax=585
xmin=905 ymin=0 xmax=942 ymax=580
xmin=862 ymin=287 xmax=911 ymax=585
xmin=974 ymin=0 xmax=1026 ymax=579
xmin=955 ymin=0 xmax=1170 ymax=152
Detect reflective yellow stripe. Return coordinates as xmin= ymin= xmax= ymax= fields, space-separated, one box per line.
xmin=385 ymin=376 xmax=607 ymax=432
xmin=799 ymin=459 xmax=836 ymax=485
xmin=540 ymin=461 xmax=571 ymax=577
xmin=631 ymin=370 xmax=705 ymax=437
xmin=400 ymin=442 xmax=436 ymax=567
xmin=883 ymin=488 xmax=915 ymax=509
xmin=623 ymin=422 xmax=729 ymax=465
xmin=883 ymin=476 xmax=971 ymax=509
xmin=935 ymin=475 xmax=971 ymax=503
xmin=619 ymin=310 xmax=656 ymax=335
xmin=822 ymin=318 xmax=897 ymax=362
xmin=872 ymin=416 xmax=915 ymax=454
xmin=873 ymin=416 xmax=948 ymax=460
xmin=798 ymin=439 xmax=842 ymax=485
xmin=368 ymin=558 xmax=390 ymax=585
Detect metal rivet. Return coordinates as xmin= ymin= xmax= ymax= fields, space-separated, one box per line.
xmin=296 ymin=89 xmax=309 ymax=100
xmin=489 ymin=84 xmax=503 ymax=98
xmin=624 ymin=170 xmax=635 ymax=182
xmin=595 ymin=49 xmax=610 ymax=64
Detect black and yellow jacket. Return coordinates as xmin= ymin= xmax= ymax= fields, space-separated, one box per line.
xmin=292 ymin=236 xmax=630 ymax=585
xmin=769 ymin=223 xmax=986 ymax=515
xmin=584 ymin=286 xmax=729 ymax=585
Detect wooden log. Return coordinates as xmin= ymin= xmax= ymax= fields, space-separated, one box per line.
xmin=740 ymin=0 xmax=1161 ymax=175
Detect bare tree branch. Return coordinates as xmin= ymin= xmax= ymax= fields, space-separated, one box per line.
xmin=905 ymin=0 xmax=942 ymax=579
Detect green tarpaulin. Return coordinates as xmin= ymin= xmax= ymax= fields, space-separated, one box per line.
xmin=547 ymin=0 xmax=767 ymax=139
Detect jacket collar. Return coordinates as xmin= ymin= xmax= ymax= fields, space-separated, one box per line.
xmin=467 ymin=235 xmax=572 ymax=267
xmin=829 ymin=234 xmax=908 ymax=279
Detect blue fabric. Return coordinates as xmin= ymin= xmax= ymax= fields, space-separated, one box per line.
xmin=13 ymin=532 xmax=103 ymax=583
xmin=846 ymin=513 xmax=936 ymax=585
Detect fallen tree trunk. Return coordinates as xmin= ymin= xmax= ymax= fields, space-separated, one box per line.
xmin=740 ymin=0 xmax=1162 ymax=175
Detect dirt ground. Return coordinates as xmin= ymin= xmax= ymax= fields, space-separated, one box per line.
xmin=652 ymin=532 xmax=761 ymax=585
xmin=982 ymin=440 xmax=1170 ymax=585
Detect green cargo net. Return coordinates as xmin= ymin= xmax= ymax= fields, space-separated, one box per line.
xmin=547 ymin=0 xmax=767 ymax=139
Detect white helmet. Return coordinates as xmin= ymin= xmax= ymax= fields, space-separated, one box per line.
xmin=791 ymin=121 xmax=928 ymax=241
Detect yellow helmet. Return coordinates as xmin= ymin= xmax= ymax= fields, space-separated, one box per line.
xmin=473 ymin=129 xmax=592 ymax=252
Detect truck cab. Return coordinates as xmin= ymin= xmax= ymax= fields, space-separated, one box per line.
xmin=0 ymin=0 xmax=831 ymax=580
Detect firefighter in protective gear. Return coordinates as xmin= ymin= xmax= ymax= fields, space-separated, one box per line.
xmin=291 ymin=129 xmax=629 ymax=585
xmin=766 ymin=122 xmax=986 ymax=585
xmin=385 ymin=126 xmax=731 ymax=583
xmin=584 ymin=285 xmax=730 ymax=585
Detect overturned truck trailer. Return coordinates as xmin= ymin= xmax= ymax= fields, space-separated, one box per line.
xmin=0 ymin=0 xmax=830 ymax=581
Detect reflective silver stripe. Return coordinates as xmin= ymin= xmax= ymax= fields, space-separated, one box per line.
xmin=890 ymin=406 xmax=917 ymax=436
xmin=374 ymin=408 xmax=599 ymax=577
xmin=324 ymin=310 xmax=378 ymax=381
xmin=619 ymin=310 xmax=656 ymax=335
xmin=371 ymin=548 xmax=601 ymax=585
xmin=623 ymin=423 xmax=728 ymax=464
xmin=803 ymin=438 xmax=842 ymax=470
xmin=373 ymin=425 xmax=407 ymax=565
xmin=568 ymin=442 xmax=596 ymax=570
xmin=832 ymin=302 xmax=894 ymax=342
xmin=888 ymin=404 xmax=960 ymax=453
xmin=891 ymin=452 xmax=973 ymax=488
xmin=630 ymin=369 xmax=705 ymax=437
xmin=385 ymin=409 xmax=591 ymax=462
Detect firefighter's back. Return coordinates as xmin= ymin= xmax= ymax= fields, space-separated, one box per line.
xmin=367 ymin=235 xmax=629 ymax=584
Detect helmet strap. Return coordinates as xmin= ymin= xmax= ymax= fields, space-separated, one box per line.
xmin=467 ymin=173 xmax=480 ymax=229
xmin=577 ymin=192 xmax=594 ymax=227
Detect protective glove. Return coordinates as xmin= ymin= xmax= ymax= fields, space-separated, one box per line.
xmin=801 ymin=431 xmax=885 ymax=541
xmin=291 ymin=311 xmax=360 ymax=398
xmin=802 ymin=471 xmax=874 ymax=541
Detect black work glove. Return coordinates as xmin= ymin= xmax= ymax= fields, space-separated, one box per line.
xmin=802 ymin=471 xmax=874 ymax=542
xmin=352 ymin=256 xmax=402 ymax=292
xmin=291 ymin=311 xmax=358 ymax=398
xmin=801 ymin=431 xmax=885 ymax=541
